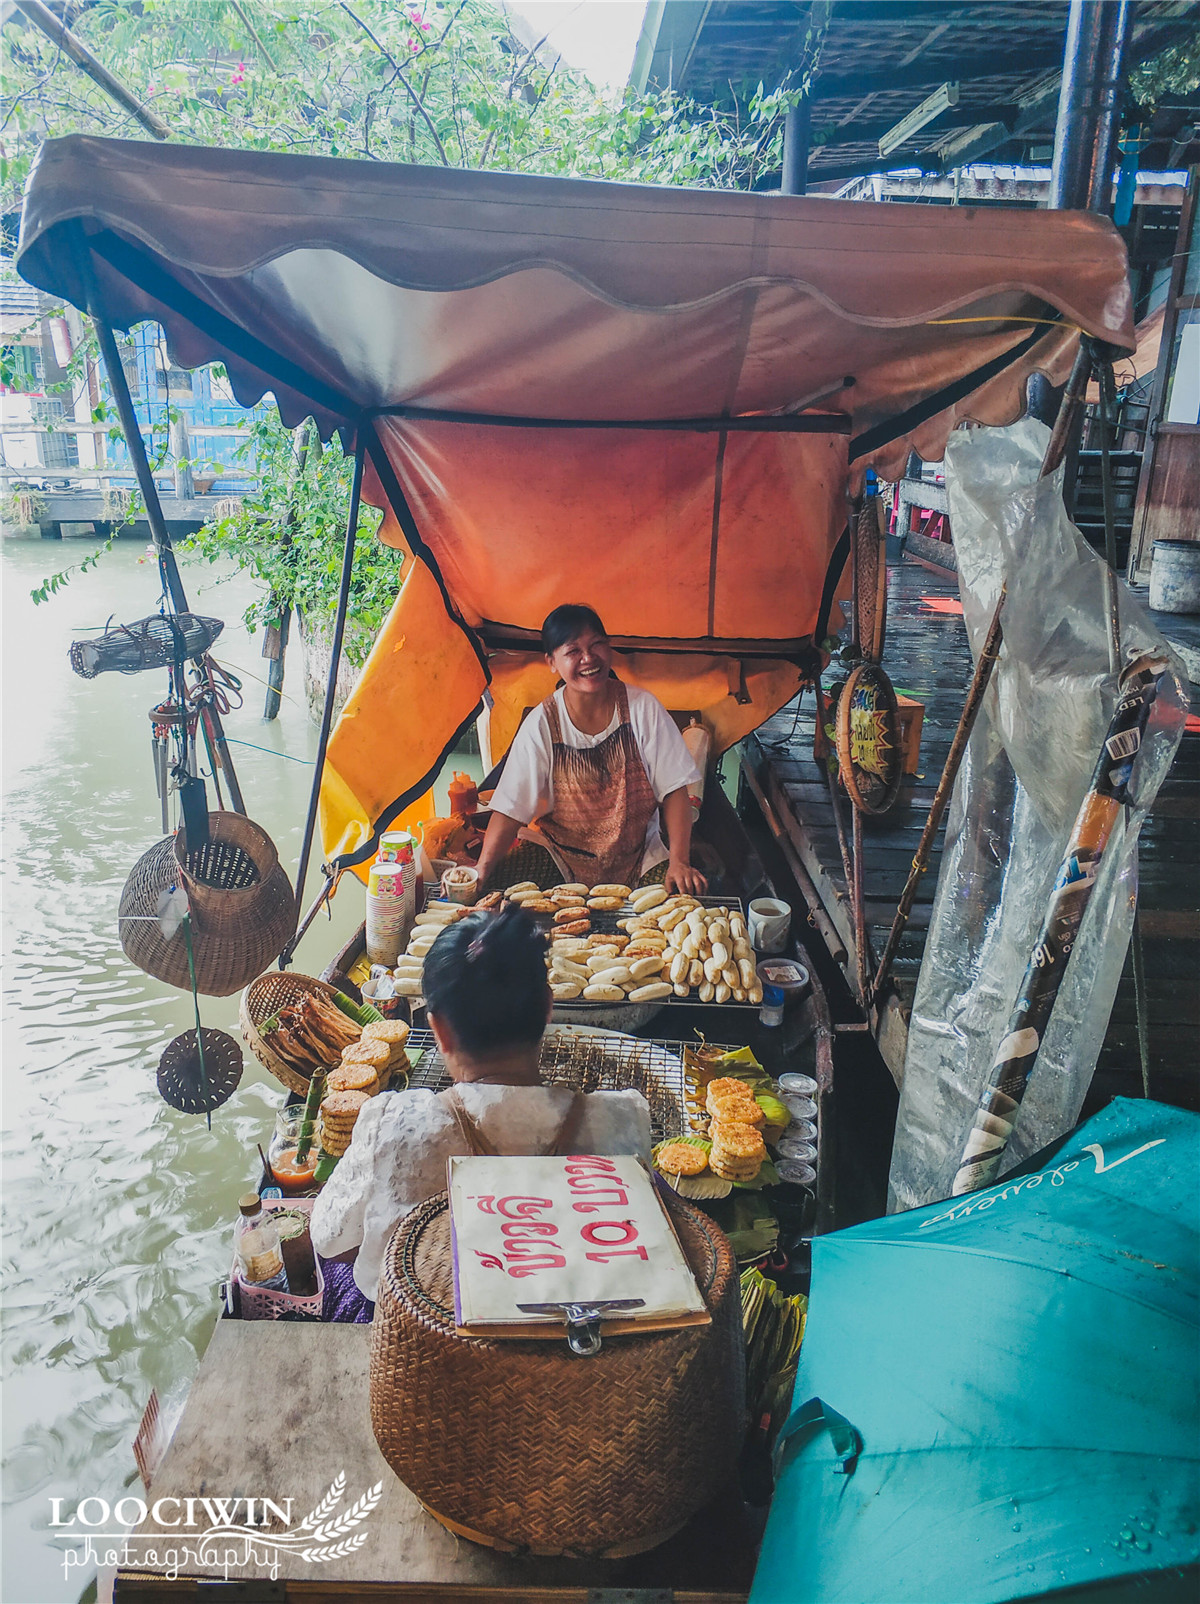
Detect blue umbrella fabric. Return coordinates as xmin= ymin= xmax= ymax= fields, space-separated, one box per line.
xmin=751 ymin=1098 xmax=1199 ymax=1604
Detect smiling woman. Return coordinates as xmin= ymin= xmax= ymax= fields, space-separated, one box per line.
xmin=475 ymin=603 xmax=706 ymax=895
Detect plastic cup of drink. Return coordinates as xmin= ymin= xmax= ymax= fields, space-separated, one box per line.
xmin=778 ymin=1073 xmax=818 ymax=1095
xmin=782 ymin=1094 xmax=817 ymax=1121
xmin=787 ymin=1118 xmax=817 ymax=1142
xmin=777 ymin=1160 xmax=816 ymax=1186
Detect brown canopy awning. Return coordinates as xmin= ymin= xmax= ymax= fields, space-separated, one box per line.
xmin=17 ymin=136 xmax=1135 ymax=864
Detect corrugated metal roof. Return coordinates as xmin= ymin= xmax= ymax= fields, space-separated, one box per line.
xmin=632 ymin=1 xmax=1199 ymax=186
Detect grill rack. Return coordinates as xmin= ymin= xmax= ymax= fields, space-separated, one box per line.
xmin=403 ymin=1026 xmax=740 ymax=1144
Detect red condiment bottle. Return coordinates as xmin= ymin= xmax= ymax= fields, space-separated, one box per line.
xmin=447 ymin=771 xmax=478 ymax=817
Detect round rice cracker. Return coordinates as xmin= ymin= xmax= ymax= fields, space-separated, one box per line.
xmin=656 ymin=1142 xmax=709 ymax=1177
xmin=707 ymin=1093 xmax=765 ymax=1128
xmin=708 ymin=1119 xmax=766 ymax=1161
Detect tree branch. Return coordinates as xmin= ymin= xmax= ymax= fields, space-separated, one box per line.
xmin=13 ymin=0 xmax=171 ymax=138
xmin=410 ymin=0 xmax=471 ymax=67
xmin=227 ymin=0 xmax=278 ymax=72
xmin=338 ymin=1 xmax=450 ymax=165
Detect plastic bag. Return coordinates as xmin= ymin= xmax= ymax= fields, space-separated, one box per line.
xmin=887 ymin=418 xmax=1187 ymax=1213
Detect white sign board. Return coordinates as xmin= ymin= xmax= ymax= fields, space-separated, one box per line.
xmin=448 ymin=1154 xmax=708 ymax=1335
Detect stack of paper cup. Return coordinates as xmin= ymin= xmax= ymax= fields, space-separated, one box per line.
xmin=366 ymin=862 xmax=411 ymax=965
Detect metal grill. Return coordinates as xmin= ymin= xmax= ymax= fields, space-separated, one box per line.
xmin=404 ymin=1026 xmax=740 ymax=1144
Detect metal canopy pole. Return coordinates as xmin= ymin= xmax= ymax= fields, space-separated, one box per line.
xmin=283 ymin=432 xmax=365 ymax=964
xmin=781 ymin=97 xmax=810 ymax=195
xmin=74 ymin=227 xmax=248 ymax=815
xmin=1049 ymin=0 xmax=1133 ymax=212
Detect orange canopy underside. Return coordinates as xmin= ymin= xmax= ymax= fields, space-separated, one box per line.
xmin=16 ymin=139 xmax=1136 ymax=868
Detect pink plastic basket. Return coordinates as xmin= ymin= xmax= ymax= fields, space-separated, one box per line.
xmin=232 ymin=1197 xmax=324 ymax=1321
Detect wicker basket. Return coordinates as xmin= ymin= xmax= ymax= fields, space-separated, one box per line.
xmin=241 ymin=971 xmax=384 ymax=1096
xmin=370 ymin=1189 xmax=745 ymax=1558
xmin=119 ymin=813 xmax=295 ymax=996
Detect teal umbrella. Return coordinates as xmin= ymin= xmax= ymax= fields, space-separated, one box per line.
xmin=751 ymin=1098 xmax=1199 ymax=1604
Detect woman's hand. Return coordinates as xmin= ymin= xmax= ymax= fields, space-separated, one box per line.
xmin=665 ymin=858 xmax=707 ymax=896
xmin=474 ymin=811 xmax=522 ymax=891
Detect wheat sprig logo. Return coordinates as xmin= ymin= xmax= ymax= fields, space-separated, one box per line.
xmin=52 ymin=1471 xmax=384 ymax=1580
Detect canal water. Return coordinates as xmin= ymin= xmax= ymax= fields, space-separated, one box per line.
xmin=1 ymin=536 xmax=473 ymax=1602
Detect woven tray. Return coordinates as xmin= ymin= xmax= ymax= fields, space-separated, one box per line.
xmin=370 ymin=1188 xmax=745 ymax=1558
xmin=240 ymin=971 xmax=383 ymax=1096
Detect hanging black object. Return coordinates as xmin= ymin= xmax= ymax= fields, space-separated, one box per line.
xmin=178 ymin=773 xmax=210 ymax=853
xmin=157 ymin=1027 xmax=243 ymax=1113
xmin=69 ymin=613 xmax=224 ymax=679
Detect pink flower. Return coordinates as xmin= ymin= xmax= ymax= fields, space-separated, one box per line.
xmin=231 ymin=61 xmax=246 ymax=85
xmin=408 ymin=36 xmax=419 ymax=51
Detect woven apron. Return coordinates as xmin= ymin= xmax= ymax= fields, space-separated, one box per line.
xmin=537 ymin=682 xmax=658 ymax=890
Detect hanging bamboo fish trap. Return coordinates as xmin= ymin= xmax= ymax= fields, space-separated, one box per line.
xmin=69 ymin=612 xmax=224 ymax=678
xmin=370 ymin=1189 xmax=745 ymax=1558
xmin=119 ymin=813 xmax=296 ymax=997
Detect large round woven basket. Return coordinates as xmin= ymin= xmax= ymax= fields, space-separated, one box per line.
xmin=370 ymin=1189 xmax=745 ymax=1558
xmin=119 ymin=813 xmax=295 ymax=997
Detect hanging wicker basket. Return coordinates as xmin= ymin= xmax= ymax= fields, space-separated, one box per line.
xmin=370 ymin=1189 xmax=745 ymax=1558
xmin=118 ymin=813 xmax=295 ymax=997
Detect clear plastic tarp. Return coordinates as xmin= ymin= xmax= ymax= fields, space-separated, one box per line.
xmin=888 ymin=418 xmax=1187 ymax=1214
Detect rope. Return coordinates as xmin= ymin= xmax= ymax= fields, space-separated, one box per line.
xmin=925 ymin=316 xmax=1082 ymax=329
xmin=221 ymin=738 xmax=314 ymax=764
xmin=182 ymin=913 xmax=212 ymax=1132
xmin=198 ymin=655 xmax=244 ymax=714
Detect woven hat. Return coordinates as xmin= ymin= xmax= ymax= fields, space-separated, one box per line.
xmin=119 ymin=813 xmax=295 ymax=997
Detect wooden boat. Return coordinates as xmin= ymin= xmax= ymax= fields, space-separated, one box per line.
xmin=15 ymin=138 xmax=1138 ymax=1598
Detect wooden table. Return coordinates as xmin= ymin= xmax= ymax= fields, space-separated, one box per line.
xmin=114 ymin=1322 xmax=756 ymax=1602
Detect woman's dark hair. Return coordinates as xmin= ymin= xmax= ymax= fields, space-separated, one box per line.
xmin=422 ymin=903 xmax=550 ymax=1053
xmin=541 ymin=603 xmax=608 ymax=657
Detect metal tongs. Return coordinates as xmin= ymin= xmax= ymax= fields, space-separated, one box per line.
xmin=516 ymin=1298 xmax=646 ymax=1357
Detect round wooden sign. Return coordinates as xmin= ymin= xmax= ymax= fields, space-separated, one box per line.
xmin=835 ymin=662 xmax=903 ymax=816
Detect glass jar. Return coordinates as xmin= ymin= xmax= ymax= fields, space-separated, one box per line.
xmin=268 ymin=1106 xmax=319 ymax=1194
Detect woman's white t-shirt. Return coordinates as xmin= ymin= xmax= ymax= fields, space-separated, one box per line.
xmin=488 ymin=684 xmax=701 ymax=874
